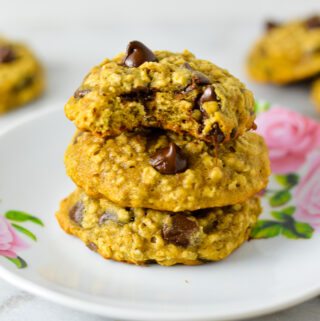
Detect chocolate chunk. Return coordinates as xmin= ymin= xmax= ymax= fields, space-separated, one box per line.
xmin=99 ymin=211 xmax=118 ymax=225
xmin=182 ymin=62 xmax=210 ymax=86
xmin=305 ymin=16 xmax=320 ymax=29
xmin=230 ymin=127 xmax=237 ymax=139
xmin=74 ymin=88 xmax=90 ymax=99
xmin=69 ymin=201 xmax=84 ymax=225
xmin=122 ymin=41 xmax=158 ymax=68
xmin=211 ymin=122 xmax=225 ymax=144
xmin=12 ymin=76 xmax=34 ymax=92
xmin=0 ymin=46 xmax=15 ymax=63
xmin=150 ymin=142 xmax=188 ymax=174
xmin=162 ymin=214 xmax=199 ymax=247
xmin=265 ymin=21 xmax=280 ymax=31
xmin=87 ymin=242 xmax=98 ymax=252
xmin=198 ymin=85 xmax=217 ymax=111
xmin=121 ymin=86 xmax=155 ymax=101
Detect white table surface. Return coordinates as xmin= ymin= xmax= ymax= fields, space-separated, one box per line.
xmin=0 ymin=0 xmax=320 ymax=320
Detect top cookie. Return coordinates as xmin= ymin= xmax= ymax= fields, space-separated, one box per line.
xmin=65 ymin=41 xmax=255 ymax=144
xmin=0 ymin=37 xmax=44 ymax=114
xmin=247 ymin=16 xmax=320 ymax=84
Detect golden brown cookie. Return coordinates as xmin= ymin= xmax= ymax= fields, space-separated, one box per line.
xmin=56 ymin=188 xmax=261 ymax=266
xmin=65 ymin=129 xmax=270 ymax=212
xmin=311 ymin=77 xmax=320 ymax=113
xmin=0 ymin=37 xmax=44 ymax=114
xmin=247 ymin=16 xmax=320 ymax=84
xmin=65 ymin=41 xmax=255 ymax=144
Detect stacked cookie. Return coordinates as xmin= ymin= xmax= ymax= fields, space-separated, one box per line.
xmin=56 ymin=41 xmax=271 ymax=266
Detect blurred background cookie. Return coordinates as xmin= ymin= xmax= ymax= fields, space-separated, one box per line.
xmin=312 ymin=77 xmax=320 ymax=113
xmin=0 ymin=36 xmax=44 ymax=114
xmin=247 ymin=15 xmax=320 ymax=84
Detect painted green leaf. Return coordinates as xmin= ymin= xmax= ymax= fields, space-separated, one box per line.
xmin=6 ymin=256 xmax=27 ymax=269
xmin=11 ymin=223 xmax=37 ymax=242
xmin=281 ymin=221 xmax=313 ymax=239
xmin=271 ymin=206 xmax=296 ymax=220
xmin=251 ymin=220 xmax=281 ymax=239
xmin=294 ymin=222 xmax=313 ymax=239
xmin=275 ymin=174 xmax=299 ymax=188
xmin=281 ymin=227 xmax=299 ymax=239
xmin=5 ymin=210 xmax=44 ymax=226
xmin=254 ymin=101 xmax=271 ymax=114
xmin=269 ymin=190 xmax=291 ymax=207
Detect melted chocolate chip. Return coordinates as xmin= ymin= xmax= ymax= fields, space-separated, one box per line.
xmin=122 ymin=41 xmax=158 ymax=68
xmin=0 ymin=46 xmax=15 ymax=63
xmin=198 ymin=85 xmax=217 ymax=111
xmin=99 ymin=211 xmax=118 ymax=225
xmin=265 ymin=21 xmax=280 ymax=31
xmin=211 ymin=122 xmax=225 ymax=144
xmin=162 ymin=214 xmax=199 ymax=247
xmin=87 ymin=242 xmax=98 ymax=252
xmin=69 ymin=201 xmax=84 ymax=225
xmin=121 ymin=86 xmax=155 ymax=101
xmin=230 ymin=127 xmax=237 ymax=139
xmin=149 ymin=142 xmax=187 ymax=174
xmin=74 ymin=88 xmax=90 ymax=99
xmin=305 ymin=16 xmax=320 ymax=29
xmin=182 ymin=62 xmax=210 ymax=86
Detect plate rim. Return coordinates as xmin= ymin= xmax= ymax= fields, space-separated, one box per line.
xmin=0 ymin=107 xmax=320 ymax=321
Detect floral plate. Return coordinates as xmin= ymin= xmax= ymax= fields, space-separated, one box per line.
xmin=0 ymin=105 xmax=319 ymax=321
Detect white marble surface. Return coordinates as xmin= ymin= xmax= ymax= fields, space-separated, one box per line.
xmin=0 ymin=0 xmax=320 ymax=320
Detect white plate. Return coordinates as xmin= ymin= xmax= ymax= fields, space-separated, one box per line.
xmin=0 ymin=107 xmax=319 ymax=321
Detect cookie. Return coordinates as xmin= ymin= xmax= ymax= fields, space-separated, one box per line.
xmin=56 ymin=188 xmax=261 ymax=266
xmin=247 ymin=16 xmax=320 ymax=84
xmin=65 ymin=41 xmax=255 ymax=144
xmin=311 ymin=77 xmax=320 ymax=113
xmin=65 ymin=129 xmax=270 ymax=212
xmin=0 ymin=37 xmax=44 ymax=114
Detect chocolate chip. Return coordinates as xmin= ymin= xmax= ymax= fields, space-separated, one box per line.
xmin=305 ymin=16 xmax=320 ymax=29
xmin=230 ymin=127 xmax=237 ymax=139
xmin=198 ymin=85 xmax=217 ymax=111
xmin=162 ymin=214 xmax=199 ymax=247
xmin=252 ymin=122 xmax=257 ymax=130
xmin=150 ymin=142 xmax=188 ymax=174
xmin=87 ymin=242 xmax=98 ymax=252
xmin=69 ymin=201 xmax=84 ymax=225
xmin=121 ymin=86 xmax=155 ymax=101
xmin=0 ymin=46 xmax=15 ymax=63
xmin=12 ymin=76 xmax=34 ymax=92
xmin=229 ymin=146 xmax=236 ymax=153
xmin=211 ymin=122 xmax=225 ymax=144
xmin=182 ymin=62 xmax=210 ymax=86
xmin=99 ymin=210 xmax=118 ymax=225
xmin=122 ymin=41 xmax=158 ymax=68
xmin=74 ymin=88 xmax=90 ymax=99
xmin=265 ymin=21 xmax=280 ymax=31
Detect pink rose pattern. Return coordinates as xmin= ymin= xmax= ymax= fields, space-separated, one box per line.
xmin=251 ymin=104 xmax=320 ymax=237
xmin=255 ymin=107 xmax=320 ymax=174
xmin=0 ymin=216 xmax=28 ymax=258
xmin=294 ymin=149 xmax=320 ymax=229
